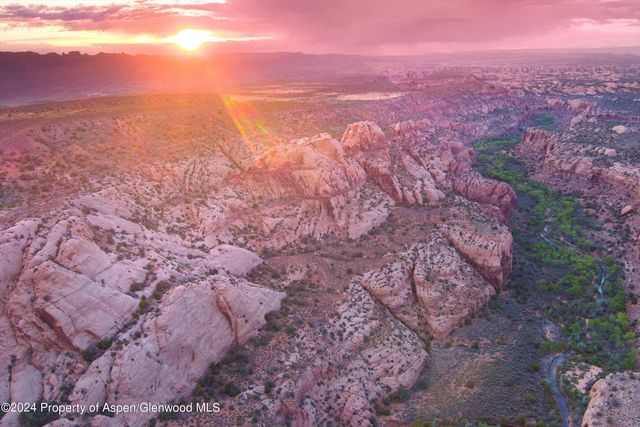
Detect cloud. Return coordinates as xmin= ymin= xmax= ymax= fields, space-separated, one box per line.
xmin=221 ymin=0 xmax=640 ymax=44
xmin=1 ymin=3 xmax=132 ymax=23
xmin=0 ymin=0 xmax=638 ymax=53
xmin=0 ymin=2 xmax=232 ymax=34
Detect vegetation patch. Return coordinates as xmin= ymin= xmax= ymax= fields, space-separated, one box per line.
xmin=476 ymin=137 xmax=635 ymax=373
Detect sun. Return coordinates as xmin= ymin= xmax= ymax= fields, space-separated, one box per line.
xmin=166 ymin=29 xmax=212 ymax=52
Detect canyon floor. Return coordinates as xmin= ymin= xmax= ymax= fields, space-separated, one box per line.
xmin=1 ymin=66 xmax=639 ymax=427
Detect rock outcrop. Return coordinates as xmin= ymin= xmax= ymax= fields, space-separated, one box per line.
xmin=32 ymin=260 xmax=139 ymax=350
xmin=0 ymin=209 xmax=281 ymax=426
xmin=518 ymin=128 xmax=558 ymax=162
xmin=0 ymin=117 xmax=516 ymax=427
xmin=71 ymin=278 xmax=284 ymax=426
xmin=239 ymin=131 xmax=392 ymax=246
xmin=437 ymin=208 xmax=513 ymax=290
xmin=451 ymin=166 xmax=517 ymax=222
xmin=212 ymin=121 xmax=517 ymax=250
xmin=273 ymin=283 xmax=427 ymax=427
xmin=517 ymin=128 xmax=640 ymax=198
xmin=360 ymin=231 xmax=496 ymax=339
xmin=392 ymin=120 xmax=516 ymax=221
xmin=342 ymin=121 xmax=445 ymax=204
xmin=582 ymin=372 xmax=640 ymax=427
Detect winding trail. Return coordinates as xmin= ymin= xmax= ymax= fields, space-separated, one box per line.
xmin=548 ymin=353 xmax=572 ymax=427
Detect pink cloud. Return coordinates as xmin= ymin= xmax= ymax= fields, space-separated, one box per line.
xmin=0 ymin=0 xmax=638 ymax=53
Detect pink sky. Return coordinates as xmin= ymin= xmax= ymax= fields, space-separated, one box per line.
xmin=0 ymin=0 xmax=638 ymax=54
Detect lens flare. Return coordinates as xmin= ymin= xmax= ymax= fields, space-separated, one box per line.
xmin=166 ymin=29 xmax=212 ymax=51
xmin=221 ymin=96 xmax=279 ymax=155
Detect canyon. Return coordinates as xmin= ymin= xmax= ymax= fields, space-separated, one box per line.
xmin=0 ymin=59 xmax=639 ymax=426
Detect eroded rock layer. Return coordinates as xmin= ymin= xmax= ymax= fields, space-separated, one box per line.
xmin=582 ymin=372 xmax=640 ymax=427
xmin=0 ymin=118 xmax=515 ymax=426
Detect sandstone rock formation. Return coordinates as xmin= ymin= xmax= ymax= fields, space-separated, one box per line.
xmin=342 ymin=121 xmax=444 ymax=204
xmin=582 ymin=372 xmax=640 ymax=427
xmin=0 ymin=209 xmax=281 ymax=426
xmin=209 ymin=244 xmax=263 ymax=276
xmin=240 ymin=131 xmax=391 ymax=246
xmin=518 ymin=128 xmax=640 ymax=198
xmin=195 ymin=120 xmax=517 ymax=251
xmin=71 ymin=278 xmax=284 ymax=426
xmin=621 ymin=205 xmax=635 ymax=217
xmin=0 ymin=116 xmax=516 ymax=427
xmin=360 ymin=230 xmax=497 ymax=339
xmin=437 ymin=205 xmax=513 ymax=290
xmin=272 ymin=283 xmax=427 ymax=427
xmin=518 ymin=128 xmax=558 ymax=162
xmin=392 ymin=120 xmax=516 ymax=221
xmin=451 ymin=167 xmax=517 ymax=223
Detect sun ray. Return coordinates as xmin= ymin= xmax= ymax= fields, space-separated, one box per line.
xmin=221 ymin=96 xmax=279 ymax=156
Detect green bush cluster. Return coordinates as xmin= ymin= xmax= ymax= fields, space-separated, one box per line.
xmin=476 ymin=137 xmax=636 ymax=373
xmin=192 ymin=347 xmax=251 ymax=401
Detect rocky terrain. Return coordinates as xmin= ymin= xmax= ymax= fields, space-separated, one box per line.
xmin=0 ymin=87 xmax=520 ymax=426
xmin=516 ymin=113 xmax=640 ymax=345
xmin=581 ymin=372 xmax=640 ymax=427
xmin=0 ymin=63 xmax=639 ymax=426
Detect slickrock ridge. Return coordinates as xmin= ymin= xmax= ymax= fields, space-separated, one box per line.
xmin=269 ymin=202 xmax=511 ymax=425
xmin=32 ymin=260 xmax=139 ymax=350
xmin=208 ymin=244 xmax=263 ymax=276
xmin=392 ymin=120 xmax=516 ymax=221
xmin=201 ymin=120 xmax=516 ymax=250
xmin=360 ymin=230 xmax=497 ymax=339
xmin=581 ymin=372 xmax=640 ymax=427
xmin=273 ymin=283 xmax=428 ymax=427
xmin=518 ymin=128 xmax=558 ymax=162
xmin=71 ymin=278 xmax=284 ymax=426
xmin=0 ymin=115 xmax=516 ymax=426
xmin=247 ymin=133 xmax=367 ymax=199
xmin=0 ymin=206 xmax=282 ymax=426
xmin=341 ymin=121 xmax=444 ymax=205
xmin=450 ymin=167 xmax=517 ymax=223
xmin=240 ymin=131 xmax=391 ymax=246
xmin=437 ymin=206 xmax=513 ymax=290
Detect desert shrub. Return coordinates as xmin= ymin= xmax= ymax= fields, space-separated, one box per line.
xmin=138 ymin=297 xmax=150 ymax=313
xmin=224 ymin=382 xmax=240 ymax=397
xmin=152 ymin=280 xmax=172 ymax=300
xmin=81 ymin=346 xmax=98 ymax=362
xmin=264 ymin=381 xmax=275 ymax=395
xmin=129 ymin=282 xmax=145 ymax=292
xmin=374 ymin=404 xmax=390 ymax=416
xmin=19 ymin=404 xmax=59 ymax=427
xmin=97 ymin=339 xmax=112 ymax=350
xmin=524 ymin=391 xmax=536 ymax=405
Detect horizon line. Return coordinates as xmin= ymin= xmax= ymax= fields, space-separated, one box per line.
xmin=2 ymin=45 xmax=639 ymax=58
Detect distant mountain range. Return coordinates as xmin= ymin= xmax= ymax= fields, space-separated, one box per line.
xmin=1 ymin=48 xmax=638 ymax=106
